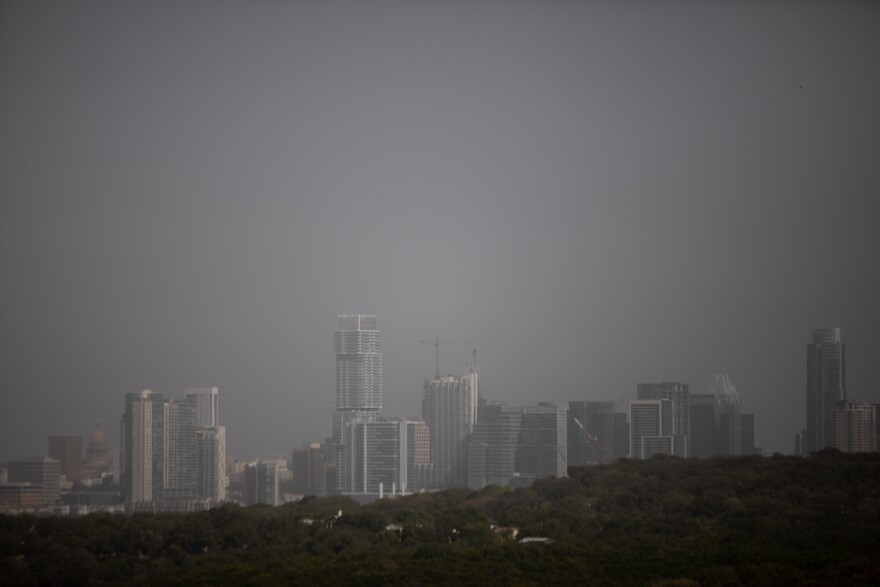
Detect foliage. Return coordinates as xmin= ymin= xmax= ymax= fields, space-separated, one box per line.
xmin=2 ymin=451 xmax=880 ymax=585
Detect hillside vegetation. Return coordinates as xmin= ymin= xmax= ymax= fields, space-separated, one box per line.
xmin=2 ymin=450 xmax=880 ymax=586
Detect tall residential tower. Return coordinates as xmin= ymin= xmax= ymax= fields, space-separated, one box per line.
xmin=422 ymin=372 xmax=478 ymax=488
xmin=333 ymin=314 xmax=382 ymax=490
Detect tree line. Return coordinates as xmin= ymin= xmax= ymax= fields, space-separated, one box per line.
xmin=2 ymin=449 xmax=879 ymax=586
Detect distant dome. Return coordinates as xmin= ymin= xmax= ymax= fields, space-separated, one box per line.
xmin=89 ymin=420 xmax=107 ymax=445
xmin=83 ymin=419 xmax=111 ymax=478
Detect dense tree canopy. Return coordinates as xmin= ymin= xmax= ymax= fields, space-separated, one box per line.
xmin=2 ymin=451 xmax=879 ymax=585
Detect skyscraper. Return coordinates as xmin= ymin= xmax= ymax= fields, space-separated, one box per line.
xmin=806 ymin=328 xmax=846 ymax=453
xmin=637 ymin=382 xmax=690 ymax=456
xmin=712 ymin=374 xmax=743 ymax=456
xmin=244 ymin=459 xmax=284 ymax=506
xmin=333 ymin=314 xmax=382 ymax=491
xmin=185 ymin=387 xmax=219 ymax=428
xmin=195 ymin=426 xmax=227 ymax=502
xmin=163 ymin=399 xmax=196 ymax=499
xmin=833 ymin=400 xmax=876 ymax=453
xmin=516 ymin=403 xmax=567 ymax=481
xmin=741 ymin=413 xmax=757 ymax=455
xmin=688 ymin=394 xmax=717 ymax=458
xmin=467 ymin=402 xmax=523 ymax=490
xmin=629 ymin=399 xmax=674 ymax=459
xmin=120 ymin=388 xmax=226 ymax=507
xmin=339 ymin=417 xmax=430 ymax=498
xmin=421 ymin=372 xmax=478 ymax=488
xmin=567 ymin=401 xmax=627 ymax=466
xmin=48 ymin=435 xmax=82 ymax=484
xmin=120 ymin=390 xmax=161 ymax=504
xmin=292 ymin=442 xmax=333 ymax=496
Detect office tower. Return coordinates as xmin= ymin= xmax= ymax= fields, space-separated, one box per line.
xmin=422 ymin=373 xmax=478 ymax=488
xmin=333 ymin=315 xmax=382 ymax=490
xmin=874 ymin=404 xmax=880 ymax=451
xmin=147 ymin=391 xmax=167 ymax=501
xmin=48 ymin=435 xmax=82 ymax=484
xmin=244 ymin=459 xmax=284 ymax=506
xmin=741 ymin=413 xmax=756 ymax=455
xmin=185 ymin=387 xmax=219 ymax=428
xmin=82 ymin=420 xmax=112 ymax=480
xmin=292 ymin=443 xmax=330 ymax=496
xmin=163 ymin=399 xmax=196 ymax=499
xmin=515 ymin=403 xmax=567 ymax=482
xmin=833 ymin=400 xmax=876 ymax=453
xmin=637 ymin=383 xmax=689 ymax=456
xmin=689 ymin=394 xmax=717 ymax=458
xmin=612 ymin=413 xmax=630 ymax=460
xmin=0 ymin=484 xmax=43 ymax=510
xmin=339 ymin=417 xmax=430 ymax=498
xmin=467 ymin=402 xmax=523 ymax=490
xmin=195 ymin=426 xmax=226 ymax=503
xmin=689 ymin=375 xmax=754 ymax=458
xmin=121 ymin=390 xmax=162 ymax=503
xmin=7 ymin=457 xmax=61 ymax=506
xmin=568 ymin=401 xmax=627 ymax=466
xmin=794 ymin=429 xmax=807 ymax=457
xmin=630 ymin=399 xmax=674 ymax=459
xmin=712 ymin=374 xmax=742 ymax=456
xmin=405 ymin=417 xmax=432 ymax=492
xmin=806 ymin=328 xmax=846 ymax=453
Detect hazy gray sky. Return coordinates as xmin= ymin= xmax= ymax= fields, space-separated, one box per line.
xmin=2 ymin=1 xmax=879 ymax=462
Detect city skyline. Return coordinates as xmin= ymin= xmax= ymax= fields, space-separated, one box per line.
xmin=0 ymin=320 xmax=874 ymax=464
xmin=3 ymin=2 xmax=880 ymax=463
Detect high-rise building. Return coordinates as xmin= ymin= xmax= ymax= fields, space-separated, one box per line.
xmin=806 ymin=328 xmax=846 ymax=453
xmin=163 ymin=399 xmax=196 ymax=499
xmin=333 ymin=314 xmax=382 ymax=491
xmin=741 ymin=413 xmax=757 ymax=455
xmin=185 ymin=387 xmax=219 ymax=428
xmin=7 ymin=457 xmax=61 ymax=506
xmin=833 ymin=400 xmax=876 ymax=453
xmin=244 ymin=459 xmax=284 ymax=506
xmin=195 ymin=426 xmax=227 ymax=502
xmin=515 ymin=403 xmax=567 ymax=482
xmin=688 ymin=394 xmax=717 ymax=458
xmin=629 ymin=399 xmax=674 ymax=459
xmin=467 ymin=402 xmax=523 ymax=490
xmin=637 ymin=383 xmax=689 ymax=456
xmin=712 ymin=374 xmax=743 ymax=456
xmin=121 ymin=390 xmax=161 ymax=504
xmin=874 ymin=404 xmax=880 ymax=451
xmin=794 ymin=429 xmax=807 ymax=457
xmin=421 ymin=372 xmax=478 ymax=488
xmin=689 ymin=376 xmax=754 ymax=458
xmin=339 ymin=417 xmax=430 ymax=499
xmin=567 ymin=401 xmax=627 ymax=466
xmin=120 ymin=388 xmax=225 ymax=507
xmin=291 ymin=443 xmax=331 ymax=496
xmin=48 ymin=435 xmax=82 ymax=484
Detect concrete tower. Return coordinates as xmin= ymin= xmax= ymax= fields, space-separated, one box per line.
xmin=333 ymin=314 xmax=382 ymax=490
xmin=422 ymin=374 xmax=478 ymax=488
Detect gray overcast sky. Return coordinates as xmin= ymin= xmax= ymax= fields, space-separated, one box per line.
xmin=2 ymin=1 xmax=879 ymax=462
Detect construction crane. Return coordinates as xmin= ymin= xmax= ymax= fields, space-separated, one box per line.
xmin=418 ymin=336 xmax=471 ymax=379
xmin=573 ymin=417 xmax=606 ymax=466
